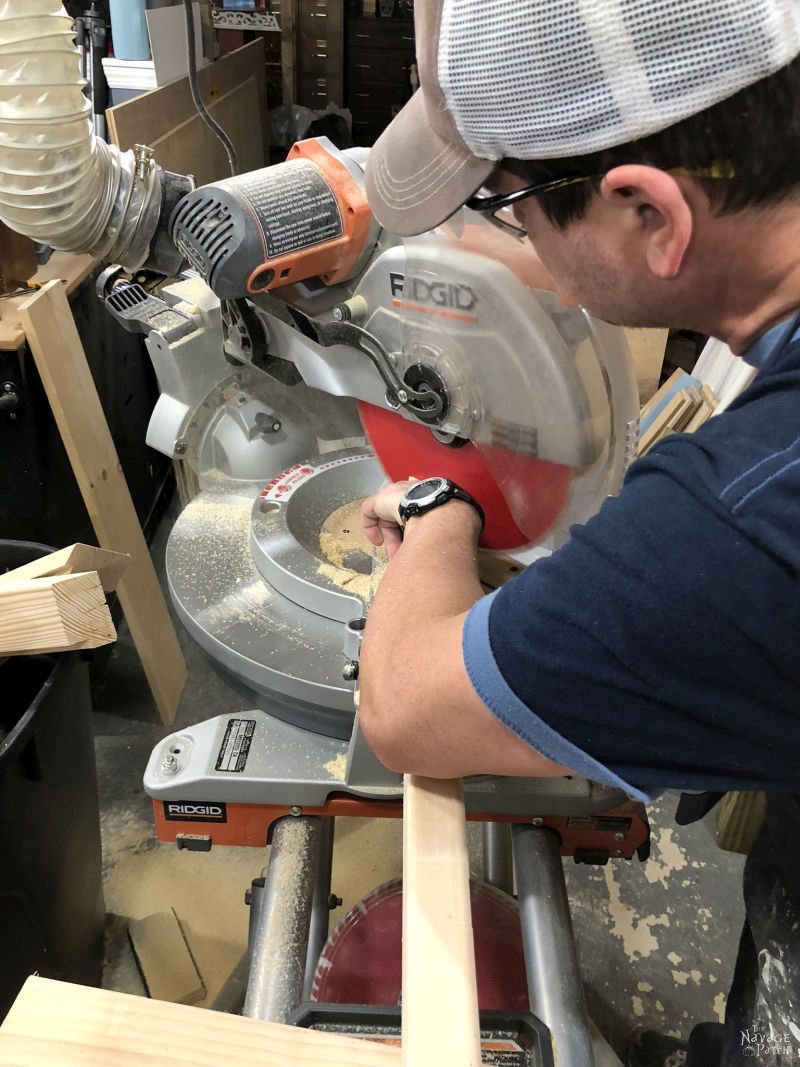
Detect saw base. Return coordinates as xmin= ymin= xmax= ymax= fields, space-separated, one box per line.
xmin=166 ymin=451 xmax=383 ymax=740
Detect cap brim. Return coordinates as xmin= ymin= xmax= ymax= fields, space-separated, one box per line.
xmin=365 ymin=91 xmax=494 ymax=237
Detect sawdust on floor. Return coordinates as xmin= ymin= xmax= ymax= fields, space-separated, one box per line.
xmin=328 ymin=818 xmax=403 ymax=929
xmin=101 ymin=802 xmax=261 ymax=1008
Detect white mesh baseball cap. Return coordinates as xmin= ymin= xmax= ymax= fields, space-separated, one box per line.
xmin=365 ymin=0 xmax=800 ymax=236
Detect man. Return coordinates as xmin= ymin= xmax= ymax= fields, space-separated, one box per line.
xmin=356 ymin=1 xmax=800 ymax=1064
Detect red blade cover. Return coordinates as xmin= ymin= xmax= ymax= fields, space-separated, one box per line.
xmin=359 ymin=402 xmax=573 ymax=549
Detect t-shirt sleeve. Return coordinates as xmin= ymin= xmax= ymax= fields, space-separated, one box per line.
xmin=462 ymin=458 xmax=800 ymax=801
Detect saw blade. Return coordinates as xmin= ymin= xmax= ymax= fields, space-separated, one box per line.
xmin=358 ymin=401 xmax=572 ymax=549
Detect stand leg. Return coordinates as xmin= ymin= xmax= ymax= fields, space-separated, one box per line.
xmin=512 ymin=825 xmax=595 ymax=1067
xmin=482 ymin=822 xmax=514 ymax=895
xmin=243 ymin=816 xmax=321 ymax=1023
xmin=302 ymin=816 xmax=335 ymax=1000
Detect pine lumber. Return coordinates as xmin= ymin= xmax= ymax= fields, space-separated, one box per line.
xmin=128 ymin=909 xmax=205 ymax=1006
xmin=0 ymin=572 xmax=115 ymax=656
xmin=0 ymin=976 xmax=400 ymax=1067
xmin=19 ymin=282 xmax=186 ymax=724
xmin=402 ymin=775 xmax=482 ymax=1067
xmin=0 ymin=543 xmax=129 ymax=593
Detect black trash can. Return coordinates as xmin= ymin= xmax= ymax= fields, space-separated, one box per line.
xmin=0 ymin=541 xmax=105 ymax=1021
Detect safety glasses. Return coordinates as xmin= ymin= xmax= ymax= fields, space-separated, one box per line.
xmin=466 ymin=162 xmax=735 ymax=239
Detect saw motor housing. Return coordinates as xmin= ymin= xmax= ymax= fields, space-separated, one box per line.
xmin=171 ymin=139 xmax=377 ymax=300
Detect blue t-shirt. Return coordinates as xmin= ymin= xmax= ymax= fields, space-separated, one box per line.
xmin=463 ymin=314 xmax=800 ymax=803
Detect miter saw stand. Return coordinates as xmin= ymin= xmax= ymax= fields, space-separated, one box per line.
xmin=144 ymin=614 xmax=648 ymax=1067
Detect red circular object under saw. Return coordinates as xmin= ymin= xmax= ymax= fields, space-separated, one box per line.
xmin=312 ymin=877 xmax=529 ymax=1011
xmin=359 ymin=402 xmax=572 ymax=549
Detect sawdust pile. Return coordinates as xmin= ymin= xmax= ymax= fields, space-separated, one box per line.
xmin=317 ymin=498 xmax=386 ymax=601
xmin=323 ymin=752 xmax=347 ymax=782
xmin=319 ymin=498 xmax=373 ymax=569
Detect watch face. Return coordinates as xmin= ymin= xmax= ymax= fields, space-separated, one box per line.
xmin=405 ymin=478 xmax=446 ymax=503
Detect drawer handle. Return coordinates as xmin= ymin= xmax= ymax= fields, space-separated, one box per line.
xmin=355 ymin=63 xmax=371 ymax=69
xmin=355 ymin=33 xmax=370 ymax=38
xmin=402 ymin=35 xmax=414 ymax=42
xmin=356 ymin=92 xmax=370 ymax=97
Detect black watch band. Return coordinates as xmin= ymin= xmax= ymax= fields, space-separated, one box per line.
xmin=397 ymin=477 xmax=485 ymax=531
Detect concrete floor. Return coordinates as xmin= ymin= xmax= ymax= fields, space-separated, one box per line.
xmin=93 ymin=506 xmax=745 ymax=1058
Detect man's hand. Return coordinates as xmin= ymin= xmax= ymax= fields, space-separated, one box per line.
xmin=361 ymin=479 xmax=416 ymax=559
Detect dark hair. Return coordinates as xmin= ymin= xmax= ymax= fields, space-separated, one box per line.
xmin=504 ymin=54 xmax=800 ymax=229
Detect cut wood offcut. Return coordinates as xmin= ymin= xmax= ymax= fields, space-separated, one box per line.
xmin=0 ymin=542 xmax=129 ymax=593
xmin=0 ymin=572 xmax=115 ymax=656
xmin=0 ymin=543 xmax=129 ymax=656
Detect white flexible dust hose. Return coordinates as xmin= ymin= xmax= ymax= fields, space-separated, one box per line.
xmin=0 ymin=0 xmax=161 ymax=269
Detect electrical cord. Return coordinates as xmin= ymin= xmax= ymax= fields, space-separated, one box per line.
xmin=182 ymin=0 xmax=239 ymax=176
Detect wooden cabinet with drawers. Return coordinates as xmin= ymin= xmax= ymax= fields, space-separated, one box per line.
xmin=280 ymin=0 xmax=344 ymax=111
xmin=345 ymin=16 xmax=416 ymax=146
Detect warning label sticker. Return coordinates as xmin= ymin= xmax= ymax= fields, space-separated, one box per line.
xmin=216 ymin=718 xmax=256 ymax=773
xmin=567 ymin=815 xmax=632 ymax=832
xmin=237 ymin=160 xmax=343 ymax=260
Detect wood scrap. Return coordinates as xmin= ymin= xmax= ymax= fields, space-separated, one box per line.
xmin=0 ymin=543 xmax=129 ymax=593
xmin=107 ymin=42 xmax=267 ymax=188
xmin=622 ymin=326 xmax=669 ymax=404
xmin=0 ymin=572 xmax=115 ymax=656
xmin=19 ymin=282 xmax=187 ymax=725
xmin=638 ymin=370 xmax=713 ymax=455
xmin=0 ymin=975 xmax=401 ymax=1067
xmin=402 ymin=774 xmax=482 ymax=1067
xmin=477 ymin=549 xmax=524 ymax=591
xmin=684 ymin=384 xmax=718 ymax=433
xmin=128 ymin=909 xmax=205 ymax=1006
xmin=0 ymin=251 xmax=97 ymax=353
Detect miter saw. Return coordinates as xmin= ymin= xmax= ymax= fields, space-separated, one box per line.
xmin=99 ymin=136 xmax=645 ymax=1064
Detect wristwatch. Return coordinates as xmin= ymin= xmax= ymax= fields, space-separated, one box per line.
xmin=397 ymin=477 xmax=485 ymax=530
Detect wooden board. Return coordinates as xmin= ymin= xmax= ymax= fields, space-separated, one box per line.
xmin=107 ymin=41 xmax=267 ymax=187
xmin=128 ymin=909 xmax=205 ymax=1006
xmin=0 ymin=976 xmax=400 ymax=1067
xmin=19 ymin=282 xmax=187 ymax=724
xmin=402 ymin=775 xmax=482 ymax=1067
xmin=0 ymin=252 xmax=97 ymax=352
xmin=623 ymin=327 xmax=669 ymax=405
xmin=0 ymin=543 xmax=129 ymax=593
xmin=147 ymin=79 xmax=259 ymax=186
xmin=0 ymin=572 xmax=115 ymax=656
xmin=279 ymin=0 xmax=299 ymax=105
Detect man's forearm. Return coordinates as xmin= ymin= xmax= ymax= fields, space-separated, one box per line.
xmin=360 ymin=501 xmax=483 ymax=704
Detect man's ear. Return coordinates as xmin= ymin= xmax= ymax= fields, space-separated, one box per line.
xmin=600 ymin=165 xmax=694 ymax=280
